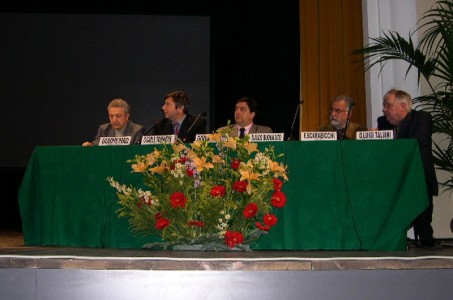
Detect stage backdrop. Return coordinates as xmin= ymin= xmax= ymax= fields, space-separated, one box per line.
xmin=0 ymin=13 xmax=210 ymax=167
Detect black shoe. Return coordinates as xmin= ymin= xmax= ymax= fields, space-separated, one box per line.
xmin=419 ymin=239 xmax=442 ymax=249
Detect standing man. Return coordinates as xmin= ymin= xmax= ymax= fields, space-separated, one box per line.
xmin=149 ymin=90 xmax=207 ymax=143
xmin=320 ymin=95 xmax=367 ymax=140
xmin=378 ymin=88 xmax=440 ymax=249
xmin=217 ymin=96 xmax=272 ymax=137
xmin=82 ymin=98 xmax=144 ymax=146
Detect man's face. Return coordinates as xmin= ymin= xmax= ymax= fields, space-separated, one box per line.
xmin=234 ymin=101 xmax=255 ymax=127
xmin=329 ymin=100 xmax=350 ymax=129
xmin=383 ymin=94 xmax=407 ymax=125
xmin=108 ymin=107 xmax=129 ymax=130
xmin=162 ymin=97 xmax=183 ymax=121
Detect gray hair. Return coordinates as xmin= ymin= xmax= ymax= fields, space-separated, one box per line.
xmin=384 ymin=89 xmax=412 ymax=112
xmin=333 ymin=95 xmax=354 ymax=111
xmin=108 ymin=98 xmax=130 ymax=114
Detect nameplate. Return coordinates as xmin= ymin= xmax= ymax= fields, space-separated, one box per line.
xmin=141 ymin=135 xmax=176 ymax=145
xmin=99 ymin=136 xmax=131 ymax=146
xmin=195 ymin=134 xmax=215 ymax=142
xmin=249 ymin=133 xmax=284 ymax=142
xmin=300 ymin=131 xmax=337 ymax=141
xmin=356 ymin=130 xmax=393 ymax=140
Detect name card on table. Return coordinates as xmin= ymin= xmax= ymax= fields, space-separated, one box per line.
xmin=300 ymin=131 xmax=337 ymax=141
xmin=195 ymin=134 xmax=215 ymax=142
xmin=249 ymin=133 xmax=284 ymax=142
xmin=99 ymin=136 xmax=131 ymax=146
xmin=141 ymin=135 xmax=176 ymax=145
xmin=356 ymin=130 xmax=393 ymax=140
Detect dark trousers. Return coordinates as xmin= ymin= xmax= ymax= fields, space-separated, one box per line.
xmin=413 ymin=193 xmax=434 ymax=243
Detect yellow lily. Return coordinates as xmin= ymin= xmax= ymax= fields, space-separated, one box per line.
xmin=239 ymin=169 xmax=261 ymax=194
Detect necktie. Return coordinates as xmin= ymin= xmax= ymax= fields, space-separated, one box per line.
xmin=239 ymin=127 xmax=245 ymax=138
xmin=173 ymin=122 xmax=180 ymax=136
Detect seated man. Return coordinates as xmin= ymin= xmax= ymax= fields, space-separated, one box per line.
xmin=149 ymin=90 xmax=207 ymax=143
xmin=82 ymin=98 xmax=144 ymax=146
xmin=320 ymin=95 xmax=367 ymax=140
xmin=377 ymin=89 xmax=440 ymax=249
xmin=217 ymin=96 xmax=272 ymax=137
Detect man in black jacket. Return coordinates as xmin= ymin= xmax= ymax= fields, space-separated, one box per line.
xmin=378 ymin=88 xmax=440 ymax=249
xmin=149 ymin=90 xmax=207 ymax=143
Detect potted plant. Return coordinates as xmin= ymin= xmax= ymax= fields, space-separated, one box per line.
xmin=354 ymin=0 xmax=453 ymax=192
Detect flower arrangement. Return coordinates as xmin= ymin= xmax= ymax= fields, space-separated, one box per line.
xmin=107 ymin=127 xmax=289 ymax=251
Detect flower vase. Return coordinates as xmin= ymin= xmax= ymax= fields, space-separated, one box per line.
xmin=172 ymin=243 xmax=246 ymax=251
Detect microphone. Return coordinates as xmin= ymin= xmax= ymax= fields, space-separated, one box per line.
xmin=182 ymin=112 xmax=207 ymax=142
xmin=142 ymin=117 xmax=165 ymax=136
xmin=338 ymin=102 xmax=354 ymax=140
xmin=287 ymin=100 xmax=304 ymax=141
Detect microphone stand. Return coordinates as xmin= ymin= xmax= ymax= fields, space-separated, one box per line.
xmin=287 ymin=100 xmax=303 ymax=141
xmin=143 ymin=118 xmax=165 ymax=136
xmin=182 ymin=112 xmax=207 ymax=142
xmin=338 ymin=104 xmax=353 ymax=140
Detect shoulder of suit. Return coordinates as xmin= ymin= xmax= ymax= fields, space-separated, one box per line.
xmin=126 ymin=121 xmax=144 ymax=131
xmin=99 ymin=123 xmax=110 ymax=131
xmin=413 ymin=109 xmax=431 ymax=118
xmin=255 ymin=124 xmax=272 ymax=129
xmin=350 ymin=122 xmax=367 ymax=131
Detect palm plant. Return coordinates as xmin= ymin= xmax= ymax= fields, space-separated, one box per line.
xmin=354 ymin=0 xmax=453 ymax=192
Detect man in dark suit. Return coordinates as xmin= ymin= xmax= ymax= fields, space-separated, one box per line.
xmin=82 ymin=98 xmax=144 ymax=146
xmin=149 ymin=90 xmax=207 ymax=143
xmin=217 ymin=96 xmax=273 ymax=137
xmin=377 ymin=89 xmax=440 ymax=249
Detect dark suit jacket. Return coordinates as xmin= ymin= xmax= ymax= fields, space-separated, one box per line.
xmin=92 ymin=120 xmax=144 ymax=145
xmin=217 ymin=123 xmax=273 ymax=137
xmin=378 ymin=110 xmax=438 ymax=196
xmin=151 ymin=114 xmax=207 ymax=143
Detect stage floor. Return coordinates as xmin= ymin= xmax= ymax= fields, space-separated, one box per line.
xmin=1 ymin=230 xmax=453 ymax=271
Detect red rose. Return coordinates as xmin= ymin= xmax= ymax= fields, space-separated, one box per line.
xmin=230 ymin=158 xmax=240 ymax=170
xmin=255 ymin=222 xmax=271 ymax=231
xmin=210 ymin=185 xmax=226 ymax=197
xmin=232 ymin=181 xmax=248 ymax=193
xmin=271 ymin=191 xmax=287 ymax=208
xmin=263 ymin=213 xmax=278 ymax=226
xmin=273 ymin=178 xmax=283 ymax=191
xmin=243 ymin=203 xmax=258 ymax=218
xmin=170 ymin=191 xmax=187 ymax=208
xmin=186 ymin=168 xmax=194 ymax=177
xmin=155 ymin=212 xmax=162 ymax=220
xmin=155 ymin=217 xmax=171 ymax=230
xmin=224 ymin=230 xmax=244 ymax=248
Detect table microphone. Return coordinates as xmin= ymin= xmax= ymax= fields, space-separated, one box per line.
xmin=143 ymin=118 xmax=165 ymax=136
xmin=338 ymin=102 xmax=354 ymax=140
xmin=287 ymin=100 xmax=304 ymax=141
xmin=182 ymin=112 xmax=207 ymax=142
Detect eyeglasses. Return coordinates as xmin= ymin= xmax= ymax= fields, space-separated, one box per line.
xmin=328 ymin=108 xmax=348 ymax=114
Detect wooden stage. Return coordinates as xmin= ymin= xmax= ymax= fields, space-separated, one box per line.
xmin=1 ymin=231 xmax=453 ymax=299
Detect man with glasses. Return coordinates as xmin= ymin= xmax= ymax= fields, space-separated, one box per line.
xmin=320 ymin=95 xmax=367 ymax=140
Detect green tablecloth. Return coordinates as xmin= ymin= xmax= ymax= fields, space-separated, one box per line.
xmin=18 ymin=140 xmax=428 ymax=251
